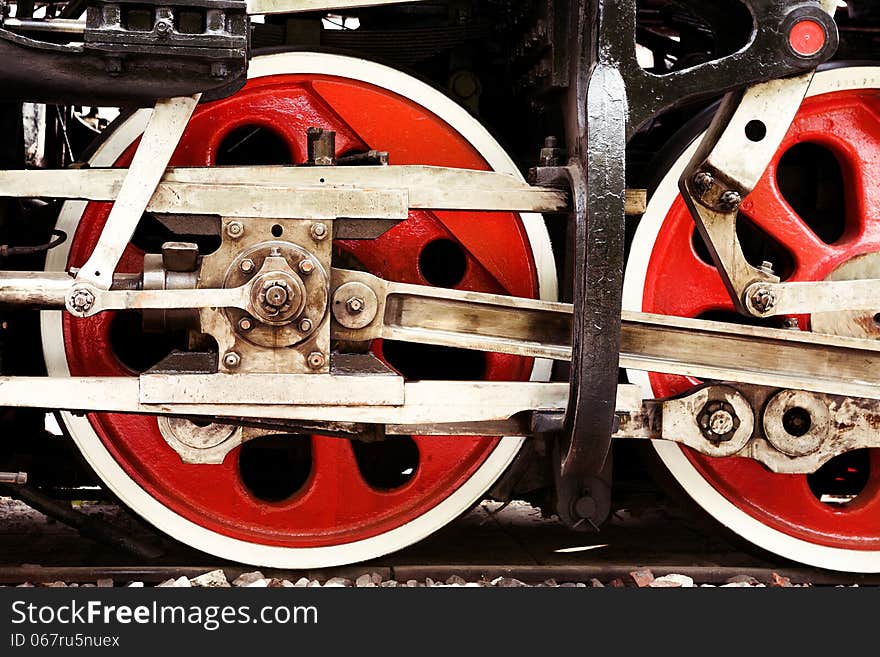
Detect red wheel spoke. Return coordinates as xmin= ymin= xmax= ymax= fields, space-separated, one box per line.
xmin=298 ymin=437 xmax=386 ymax=521
xmin=835 ymin=102 xmax=880 ymax=246
xmin=742 ymin=178 xmax=838 ymax=275
xmin=643 ymin=199 xmax=735 ymax=318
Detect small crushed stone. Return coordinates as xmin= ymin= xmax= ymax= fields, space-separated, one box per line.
xmin=6 ymin=568 xmax=817 ymax=588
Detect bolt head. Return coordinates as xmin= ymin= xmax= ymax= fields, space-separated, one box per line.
xmin=263 ymin=284 xmax=289 ymax=308
xmin=238 ymin=317 xmax=253 ymax=331
xmin=223 ymin=352 xmax=241 ymax=369
xmin=299 ymin=318 xmax=313 ymax=332
xmin=719 ymin=190 xmax=743 ymax=212
xmin=298 ymin=259 xmax=315 ymax=275
xmin=749 ymin=287 xmax=776 ymax=314
xmin=239 ymin=259 xmax=255 ymax=274
xmin=69 ymin=288 xmax=95 ymax=314
xmin=226 ymin=221 xmax=244 ymax=239
xmin=155 ymin=19 xmax=172 ymax=35
xmin=693 ymin=171 xmax=714 ymax=196
xmin=708 ymin=409 xmax=735 ymax=436
xmin=307 ymin=351 xmax=325 ymax=370
xmin=310 ymin=222 xmax=328 ymax=241
xmin=698 ymin=400 xmax=740 ymax=442
xmin=346 ymin=296 xmax=365 ymax=313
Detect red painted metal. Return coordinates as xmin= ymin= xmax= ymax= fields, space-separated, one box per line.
xmin=643 ymin=89 xmax=880 ymax=549
xmin=789 ymin=19 xmax=826 ymax=57
xmin=62 ymin=74 xmax=539 ymax=547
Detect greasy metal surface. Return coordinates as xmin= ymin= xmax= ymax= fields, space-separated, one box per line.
xmin=0 ymin=165 xmax=567 ymax=215
xmin=0 ymin=0 xmax=248 ymax=106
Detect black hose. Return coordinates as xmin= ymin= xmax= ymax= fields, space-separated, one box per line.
xmin=0 ymin=229 xmax=67 ymax=257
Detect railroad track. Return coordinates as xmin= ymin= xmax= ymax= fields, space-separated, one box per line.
xmin=1 ymin=498 xmax=876 ymax=587
xmin=1 ymin=562 xmax=878 ymax=587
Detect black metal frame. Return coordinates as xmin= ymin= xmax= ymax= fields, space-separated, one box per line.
xmin=0 ymin=0 xmax=249 ymax=105
xmin=541 ymin=0 xmax=838 ymax=522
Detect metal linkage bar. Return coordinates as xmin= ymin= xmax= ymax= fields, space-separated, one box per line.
xmin=76 ymin=95 xmax=200 ymax=290
xmin=0 ymin=376 xmax=575 ymax=426
xmin=675 ymin=2 xmax=854 ymax=318
xmin=4 ymin=267 xmax=880 ymax=400
xmin=0 ymin=166 xmax=567 ymax=216
xmin=246 ymin=0 xmax=427 ymax=15
xmin=331 ymin=269 xmax=572 ymax=360
xmin=614 ymin=383 xmax=880 ymax=474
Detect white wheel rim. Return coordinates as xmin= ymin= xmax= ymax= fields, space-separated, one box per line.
xmin=40 ymin=52 xmax=558 ymax=568
xmin=623 ymin=66 xmax=880 ymax=572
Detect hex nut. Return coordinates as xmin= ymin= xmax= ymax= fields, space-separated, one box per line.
xmin=697 ymin=400 xmax=740 ymax=442
xmin=155 ymin=18 xmax=173 ymax=36
xmin=346 ymin=297 xmax=365 ymax=313
xmin=693 ymin=171 xmax=714 ymax=196
xmin=239 ymin=259 xmax=255 ymax=274
xmin=310 ymin=222 xmax=328 ymax=241
xmin=307 ymin=352 xmax=326 ymax=370
xmin=223 ymin=352 xmax=241 ymax=369
xmin=708 ymin=409 xmax=735 ymax=436
xmin=226 ymin=221 xmax=244 ymax=239
xmin=299 ymin=259 xmax=315 ymax=275
xmin=749 ymin=287 xmax=777 ymax=314
xmin=718 ymin=190 xmax=743 ymax=212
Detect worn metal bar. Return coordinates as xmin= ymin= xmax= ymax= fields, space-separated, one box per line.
xmin=0 ymin=165 xmax=568 ymax=214
xmin=0 ymin=377 xmax=572 ymax=425
xmin=0 ymin=472 xmax=27 ymax=484
xmin=3 ymin=18 xmax=85 ymax=34
xmin=4 ymin=266 xmax=880 ymax=402
xmin=77 ymin=95 xmax=199 ymax=290
xmin=744 ymin=278 xmax=880 ymax=317
xmin=332 ymin=268 xmax=572 ymax=360
xmin=140 ymin=372 xmax=405 ymax=406
xmin=562 ymin=5 xmax=629 ymax=478
xmin=246 ymin=0 xmax=426 ymax=15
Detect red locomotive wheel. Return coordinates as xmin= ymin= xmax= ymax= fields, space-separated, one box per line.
xmin=42 ymin=53 xmax=556 ymax=567
xmin=625 ymin=66 xmax=880 ymax=571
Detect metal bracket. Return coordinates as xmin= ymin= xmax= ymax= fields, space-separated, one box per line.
xmin=614 ymin=383 xmax=880 ymax=474
xmin=76 ymin=94 xmax=199 ymax=290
